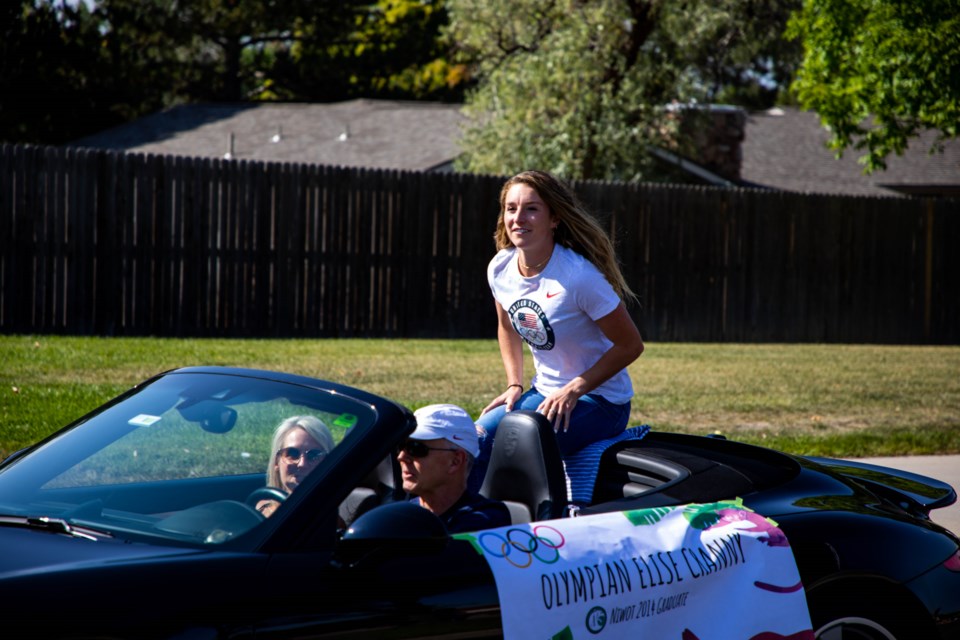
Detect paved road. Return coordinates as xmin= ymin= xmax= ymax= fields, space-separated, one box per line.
xmin=849 ymin=455 xmax=960 ymax=535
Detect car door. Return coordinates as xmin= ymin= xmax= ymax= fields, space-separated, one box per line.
xmin=252 ymin=536 xmax=502 ymax=638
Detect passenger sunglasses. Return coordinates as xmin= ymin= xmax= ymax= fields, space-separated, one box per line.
xmin=278 ymin=447 xmax=327 ymax=464
xmin=400 ymin=440 xmax=459 ymax=459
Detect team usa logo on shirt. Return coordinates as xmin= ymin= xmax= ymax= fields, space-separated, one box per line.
xmin=508 ymin=299 xmax=555 ymax=350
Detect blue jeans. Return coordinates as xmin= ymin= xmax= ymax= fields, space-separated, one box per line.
xmin=468 ymin=388 xmax=631 ymax=493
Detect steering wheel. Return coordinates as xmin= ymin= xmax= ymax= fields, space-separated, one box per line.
xmin=246 ymin=487 xmax=289 ymax=510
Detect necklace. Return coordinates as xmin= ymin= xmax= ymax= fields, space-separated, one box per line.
xmin=518 ymin=250 xmax=552 ymax=273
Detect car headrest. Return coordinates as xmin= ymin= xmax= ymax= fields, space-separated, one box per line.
xmin=364 ymin=453 xmax=402 ymax=500
xmin=339 ymin=454 xmax=404 ymax=527
xmin=479 ymin=410 xmax=568 ymax=523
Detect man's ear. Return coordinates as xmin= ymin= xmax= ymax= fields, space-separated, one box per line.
xmin=449 ymin=449 xmax=467 ymax=473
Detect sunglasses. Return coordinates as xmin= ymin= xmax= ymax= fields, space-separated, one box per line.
xmin=400 ymin=440 xmax=459 ymax=459
xmin=278 ymin=447 xmax=328 ymax=464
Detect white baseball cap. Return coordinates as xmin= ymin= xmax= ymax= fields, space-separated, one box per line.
xmin=411 ymin=404 xmax=480 ymax=457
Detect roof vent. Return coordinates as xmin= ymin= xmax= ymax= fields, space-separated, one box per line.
xmin=271 ymin=125 xmax=283 ymax=143
xmin=223 ymin=132 xmax=235 ymax=159
xmin=338 ymin=124 xmax=350 ymax=142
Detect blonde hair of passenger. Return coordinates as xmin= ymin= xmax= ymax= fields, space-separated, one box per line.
xmin=266 ymin=415 xmax=335 ymax=489
xmin=494 ymin=170 xmax=637 ymax=302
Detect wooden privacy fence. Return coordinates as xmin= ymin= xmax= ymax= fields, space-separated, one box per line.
xmin=1 ymin=143 xmax=957 ymax=343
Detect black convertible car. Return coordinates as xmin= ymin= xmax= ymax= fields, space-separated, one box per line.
xmin=0 ymin=367 xmax=957 ymax=639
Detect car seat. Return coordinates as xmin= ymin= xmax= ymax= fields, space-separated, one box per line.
xmin=338 ymin=454 xmax=403 ymax=526
xmin=479 ymin=410 xmax=568 ymax=523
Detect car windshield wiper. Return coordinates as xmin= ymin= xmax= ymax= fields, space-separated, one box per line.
xmin=28 ymin=516 xmax=106 ymax=541
xmin=0 ymin=515 xmax=112 ymax=541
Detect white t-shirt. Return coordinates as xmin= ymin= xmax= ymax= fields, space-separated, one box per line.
xmin=487 ymin=245 xmax=634 ymax=404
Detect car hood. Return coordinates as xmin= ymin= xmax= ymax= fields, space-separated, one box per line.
xmin=0 ymin=524 xmax=207 ymax=580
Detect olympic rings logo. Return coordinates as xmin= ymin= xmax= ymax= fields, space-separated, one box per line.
xmin=477 ymin=525 xmax=566 ymax=568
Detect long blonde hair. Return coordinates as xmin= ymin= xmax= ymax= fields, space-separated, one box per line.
xmin=494 ymin=170 xmax=636 ymax=302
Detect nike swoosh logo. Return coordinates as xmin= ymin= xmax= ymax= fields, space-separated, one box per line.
xmin=546 ymin=291 xmax=561 ymax=298
xmin=452 ymin=434 xmax=464 ymax=440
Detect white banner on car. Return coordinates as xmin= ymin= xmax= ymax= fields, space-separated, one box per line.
xmin=454 ymin=499 xmax=813 ymax=640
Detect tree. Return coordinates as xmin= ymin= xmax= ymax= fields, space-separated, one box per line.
xmin=341 ymin=0 xmax=466 ymax=100
xmin=683 ymin=0 xmax=802 ymax=109
xmin=0 ymin=1 xmax=124 ymax=143
xmin=1 ymin=0 xmax=464 ymax=144
xmin=787 ymin=0 xmax=960 ymax=172
xmin=285 ymin=0 xmax=466 ymax=102
xmin=94 ymin=0 xmax=365 ymax=104
xmin=447 ymin=0 xmax=803 ymax=181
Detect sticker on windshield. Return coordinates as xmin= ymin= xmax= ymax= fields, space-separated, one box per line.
xmin=333 ymin=413 xmax=358 ymax=429
xmin=129 ymin=414 xmax=161 ymax=427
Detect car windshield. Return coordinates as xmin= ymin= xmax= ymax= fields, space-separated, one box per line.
xmin=0 ymin=370 xmax=376 ymax=546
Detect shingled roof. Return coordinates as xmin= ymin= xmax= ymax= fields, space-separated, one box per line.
xmin=72 ymin=99 xmax=465 ymax=172
xmin=739 ymin=107 xmax=960 ymax=197
xmin=72 ymin=101 xmax=959 ymax=196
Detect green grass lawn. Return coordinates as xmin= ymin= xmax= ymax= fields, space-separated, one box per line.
xmin=1 ymin=335 xmax=958 ymax=460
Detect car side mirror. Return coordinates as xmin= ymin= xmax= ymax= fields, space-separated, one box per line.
xmin=334 ymin=501 xmax=448 ymax=568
